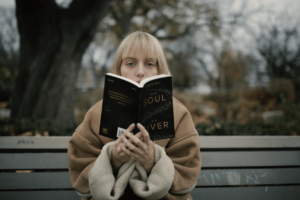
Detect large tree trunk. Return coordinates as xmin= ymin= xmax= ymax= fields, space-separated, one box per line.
xmin=11 ymin=0 xmax=110 ymax=127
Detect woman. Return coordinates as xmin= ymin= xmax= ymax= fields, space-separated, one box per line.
xmin=68 ymin=31 xmax=201 ymax=200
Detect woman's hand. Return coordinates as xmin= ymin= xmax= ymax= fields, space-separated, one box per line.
xmin=121 ymin=123 xmax=155 ymax=173
xmin=111 ymin=123 xmax=141 ymax=173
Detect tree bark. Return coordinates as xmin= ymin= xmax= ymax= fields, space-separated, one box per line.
xmin=11 ymin=0 xmax=110 ymax=127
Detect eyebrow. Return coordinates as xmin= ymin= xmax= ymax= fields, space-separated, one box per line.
xmin=123 ymin=57 xmax=156 ymax=61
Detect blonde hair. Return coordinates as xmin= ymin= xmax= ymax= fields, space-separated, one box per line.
xmin=110 ymin=31 xmax=170 ymax=75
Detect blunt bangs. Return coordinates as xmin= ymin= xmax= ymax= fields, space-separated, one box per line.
xmin=121 ymin=34 xmax=157 ymax=60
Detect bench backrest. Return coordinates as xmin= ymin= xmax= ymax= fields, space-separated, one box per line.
xmin=194 ymin=136 xmax=300 ymax=200
xmin=1 ymin=136 xmax=300 ymax=200
xmin=0 ymin=137 xmax=78 ymax=200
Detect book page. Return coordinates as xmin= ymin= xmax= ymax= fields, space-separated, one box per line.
xmin=106 ymin=73 xmax=171 ymax=88
xmin=108 ymin=90 xmax=135 ymax=106
xmin=106 ymin=73 xmax=140 ymax=87
xmin=140 ymin=74 xmax=171 ymax=87
xmin=100 ymin=74 xmax=140 ymax=139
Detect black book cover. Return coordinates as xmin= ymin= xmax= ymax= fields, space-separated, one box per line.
xmin=99 ymin=73 xmax=175 ymax=140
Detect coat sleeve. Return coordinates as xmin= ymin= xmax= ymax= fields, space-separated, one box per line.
xmin=162 ymin=99 xmax=201 ymax=199
xmin=68 ymin=101 xmax=105 ymax=198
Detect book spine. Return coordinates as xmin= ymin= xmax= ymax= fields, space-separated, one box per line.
xmin=138 ymin=90 xmax=142 ymax=122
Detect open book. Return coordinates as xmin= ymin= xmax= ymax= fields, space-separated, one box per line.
xmin=99 ymin=73 xmax=175 ymax=140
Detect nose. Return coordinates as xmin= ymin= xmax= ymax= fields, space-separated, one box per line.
xmin=136 ymin=63 xmax=145 ymax=78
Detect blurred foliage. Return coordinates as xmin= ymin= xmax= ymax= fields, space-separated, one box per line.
xmin=168 ymin=52 xmax=198 ymax=90
xmin=257 ymin=25 xmax=300 ymax=81
xmin=74 ymin=87 xmax=104 ymax=124
xmin=0 ymin=118 xmax=77 ymax=136
xmin=278 ymin=94 xmax=300 ymax=134
xmin=175 ymin=78 xmax=300 ymax=136
xmin=214 ymin=50 xmax=250 ymax=91
xmin=256 ymin=24 xmax=300 ymax=102
xmin=196 ymin=119 xmax=280 ymax=136
xmin=196 ymin=96 xmax=300 ymax=136
xmin=103 ymin=0 xmax=221 ymax=40
xmin=1 ymin=79 xmax=299 ymax=136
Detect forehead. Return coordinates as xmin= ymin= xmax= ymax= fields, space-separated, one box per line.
xmin=123 ymin=54 xmax=156 ymax=61
xmin=122 ymin=36 xmax=157 ymax=60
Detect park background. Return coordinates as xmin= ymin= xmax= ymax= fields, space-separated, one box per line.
xmin=0 ymin=0 xmax=299 ymax=136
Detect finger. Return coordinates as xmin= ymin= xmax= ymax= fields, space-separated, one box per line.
xmin=128 ymin=131 xmax=142 ymax=142
xmin=126 ymin=123 xmax=135 ymax=140
xmin=127 ymin=123 xmax=136 ymax=132
xmin=127 ymin=131 xmax=143 ymax=144
xmin=119 ymin=144 xmax=130 ymax=156
xmin=122 ymin=135 xmax=135 ymax=149
xmin=121 ymin=133 xmax=133 ymax=148
xmin=120 ymin=123 xmax=135 ymax=143
xmin=137 ymin=123 xmax=150 ymax=142
xmin=125 ymin=132 xmax=142 ymax=147
xmin=135 ymin=131 xmax=143 ymax=140
xmin=123 ymin=136 xmax=142 ymax=154
xmin=121 ymin=144 xmax=142 ymax=160
xmin=120 ymin=143 xmax=133 ymax=156
xmin=124 ymin=123 xmax=135 ymax=139
xmin=117 ymin=143 xmax=122 ymax=152
xmin=121 ymin=132 xmax=135 ymax=146
xmin=115 ymin=129 xmax=126 ymax=145
xmin=123 ymin=131 xmax=143 ymax=149
xmin=124 ymin=131 xmax=141 ymax=145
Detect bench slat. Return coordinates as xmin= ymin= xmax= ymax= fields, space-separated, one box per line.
xmin=191 ymin=186 xmax=300 ymax=200
xmin=0 ymin=153 xmax=68 ymax=170
xmin=201 ymin=151 xmax=300 ymax=167
xmin=0 ymin=191 xmax=80 ymax=200
xmin=199 ymin=136 xmax=300 ymax=149
xmin=1 ymin=186 xmax=299 ymax=200
xmin=1 ymin=150 xmax=300 ymax=170
xmin=0 ymin=172 xmax=73 ymax=190
xmin=1 ymin=136 xmax=300 ymax=149
xmin=1 ymin=168 xmax=298 ymax=190
xmin=197 ymin=168 xmax=300 ymax=186
xmin=0 ymin=137 xmax=70 ymax=149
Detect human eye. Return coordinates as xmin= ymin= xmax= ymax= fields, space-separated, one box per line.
xmin=126 ymin=62 xmax=135 ymax=67
xmin=146 ymin=62 xmax=155 ymax=67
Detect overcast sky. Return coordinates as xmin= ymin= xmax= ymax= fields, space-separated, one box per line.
xmin=0 ymin=0 xmax=14 ymax=7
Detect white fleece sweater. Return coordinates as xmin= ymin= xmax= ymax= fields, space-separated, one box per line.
xmin=88 ymin=141 xmax=175 ymax=200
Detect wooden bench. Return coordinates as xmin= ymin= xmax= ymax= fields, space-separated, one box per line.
xmin=192 ymin=136 xmax=300 ymax=200
xmin=0 ymin=136 xmax=300 ymax=200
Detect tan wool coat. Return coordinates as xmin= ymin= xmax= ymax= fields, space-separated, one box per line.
xmin=68 ymin=98 xmax=201 ymax=200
